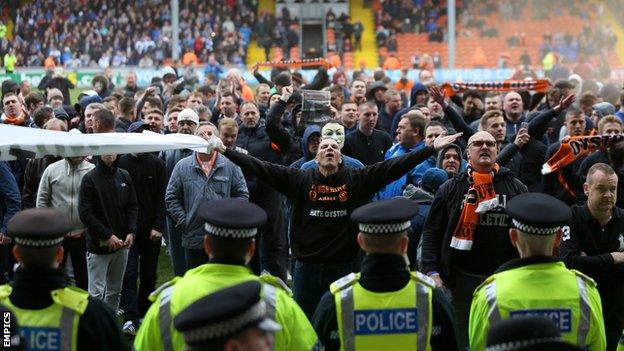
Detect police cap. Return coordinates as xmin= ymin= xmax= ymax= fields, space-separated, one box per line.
xmin=198 ymin=198 xmax=267 ymax=239
xmin=7 ymin=208 xmax=71 ymax=248
xmin=506 ymin=193 xmax=571 ymax=236
xmin=351 ymin=198 xmax=419 ymax=235
xmin=486 ymin=316 xmax=581 ymax=351
xmin=173 ymin=281 xmax=280 ymax=346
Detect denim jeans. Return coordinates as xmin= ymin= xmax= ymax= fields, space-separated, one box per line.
xmin=119 ymin=235 xmax=161 ymax=321
xmin=166 ymin=217 xmax=186 ymax=276
xmin=292 ymin=260 xmax=352 ymax=319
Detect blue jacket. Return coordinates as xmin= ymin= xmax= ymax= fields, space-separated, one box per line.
xmin=410 ymin=156 xmax=437 ymax=184
xmin=299 ymin=155 xmax=365 ymax=170
xmin=390 ymin=82 xmax=428 ymax=136
xmin=378 ymin=141 xmax=425 ymax=199
xmin=0 ymin=161 xmax=20 ymax=234
xmin=165 ymin=152 xmax=249 ymax=249
xmin=289 ymin=125 xmax=321 ymax=169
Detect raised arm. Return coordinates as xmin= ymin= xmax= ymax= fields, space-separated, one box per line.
xmin=265 ymin=86 xmax=294 ymax=152
xmin=357 ymin=133 xmax=463 ymax=192
xmin=219 ymin=141 xmax=302 ymax=199
xmin=430 ymin=86 xmax=475 ymax=140
xmin=528 ymin=94 xmax=575 ymax=140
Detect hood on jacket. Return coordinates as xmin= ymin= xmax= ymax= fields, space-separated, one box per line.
xmin=436 ymin=143 xmax=467 ymax=176
xmin=592 ymin=102 xmax=615 ymax=120
xmin=410 ymin=82 xmax=428 ymax=107
xmin=300 ymin=124 xmax=321 ymax=161
xmin=403 ymin=184 xmax=434 ymax=203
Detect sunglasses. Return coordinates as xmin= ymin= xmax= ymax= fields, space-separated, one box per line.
xmin=470 ymin=140 xmax=496 ymax=148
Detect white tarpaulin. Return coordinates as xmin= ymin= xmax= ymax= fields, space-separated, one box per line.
xmin=0 ymin=124 xmax=209 ymax=161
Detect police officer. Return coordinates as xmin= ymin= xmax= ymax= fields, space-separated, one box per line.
xmin=174 ymin=281 xmax=281 ymax=351
xmin=134 ymin=198 xmax=320 ymax=351
xmin=1 ymin=208 xmax=124 ymax=351
xmin=312 ymin=197 xmax=458 ymax=350
xmin=469 ymin=193 xmax=606 ymax=351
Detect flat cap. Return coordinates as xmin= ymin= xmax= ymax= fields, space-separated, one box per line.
xmin=7 ymin=208 xmax=71 ymax=248
xmin=506 ymin=193 xmax=571 ymax=236
xmin=198 ymin=198 xmax=267 ymax=239
xmin=173 ymin=281 xmax=280 ymax=346
xmin=351 ymin=198 xmax=419 ymax=235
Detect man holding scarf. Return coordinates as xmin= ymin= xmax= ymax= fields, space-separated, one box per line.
xmin=421 ymin=131 xmax=527 ymax=349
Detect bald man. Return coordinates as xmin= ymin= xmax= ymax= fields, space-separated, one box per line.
xmin=421 ymin=131 xmax=527 ymax=349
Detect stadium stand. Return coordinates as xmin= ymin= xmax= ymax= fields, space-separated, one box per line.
xmin=3 ymin=0 xmax=258 ymax=68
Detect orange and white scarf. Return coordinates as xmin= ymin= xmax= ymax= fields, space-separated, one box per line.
xmin=451 ymin=164 xmax=500 ymax=251
xmin=541 ymin=134 xmax=624 ymax=175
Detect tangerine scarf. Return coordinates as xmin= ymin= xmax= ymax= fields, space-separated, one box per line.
xmin=541 ymin=133 xmax=623 ymax=175
xmin=3 ymin=111 xmax=26 ymax=126
xmin=451 ymin=164 xmax=500 ymax=251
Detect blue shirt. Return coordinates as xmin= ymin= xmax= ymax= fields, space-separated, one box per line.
xmin=300 ymin=155 xmax=365 ymax=170
xmin=615 ymin=111 xmax=624 ymax=124
xmin=377 ymin=141 xmax=425 ymax=199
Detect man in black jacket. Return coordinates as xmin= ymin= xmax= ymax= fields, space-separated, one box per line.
xmin=209 ymin=130 xmax=462 ymax=318
xmin=235 ymin=88 xmax=293 ymax=281
xmin=559 ymin=163 xmax=624 ymax=351
xmin=420 ymin=131 xmax=527 ymax=349
xmin=118 ymin=124 xmax=167 ymax=335
xmin=3 ymin=208 xmax=124 ymax=351
xmin=543 ymin=107 xmax=587 ymax=205
xmin=78 ymin=153 xmax=138 ymax=313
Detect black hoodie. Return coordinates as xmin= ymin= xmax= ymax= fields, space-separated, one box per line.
xmin=224 ymin=146 xmax=436 ymax=263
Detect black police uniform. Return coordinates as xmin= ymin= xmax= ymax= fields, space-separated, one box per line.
xmin=312 ymin=198 xmax=459 ymax=351
xmin=5 ymin=208 xmax=124 ymax=351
